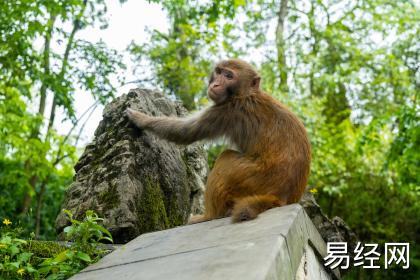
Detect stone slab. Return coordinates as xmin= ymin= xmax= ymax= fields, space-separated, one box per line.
xmin=70 ymin=204 xmax=337 ymax=280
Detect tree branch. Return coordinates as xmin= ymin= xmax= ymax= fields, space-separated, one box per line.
xmin=47 ymin=0 xmax=88 ymax=132
xmin=75 ymin=103 xmax=99 ymax=147
xmin=53 ymin=100 xmax=100 ymax=166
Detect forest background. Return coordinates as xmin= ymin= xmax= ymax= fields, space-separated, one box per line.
xmin=0 ymin=0 xmax=418 ymax=279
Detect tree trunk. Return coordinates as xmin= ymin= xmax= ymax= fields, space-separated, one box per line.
xmin=35 ymin=182 xmax=47 ymax=239
xmin=276 ymin=0 xmax=289 ymax=94
xmin=20 ymin=14 xmax=57 ymax=215
xmin=37 ymin=14 xmax=57 ymax=122
xmin=20 ymin=175 xmax=37 ymax=214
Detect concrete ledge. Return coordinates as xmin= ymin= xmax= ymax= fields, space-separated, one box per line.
xmin=71 ymin=204 xmax=339 ymax=280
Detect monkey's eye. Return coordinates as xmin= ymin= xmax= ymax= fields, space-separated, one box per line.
xmin=224 ymin=71 xmax=233 ymax=79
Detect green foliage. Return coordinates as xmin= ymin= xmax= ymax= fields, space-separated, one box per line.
xmin=0 ymin=211 xmax=112 ymax=280
xmin=62 ymin=210 xmax=113 ymax=256
xmin=37 ymin=210 xmax=113 ymax=279
xmin=0 ymin=0 xmax=125 ymax=240
xmin=0 ymin=223 xmax=35 ymax=279
xmin=0 ymin=86 xmax=76 ymax=239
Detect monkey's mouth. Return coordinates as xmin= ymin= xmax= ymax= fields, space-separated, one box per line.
xmin=209 ymin=88 xmax=222 ymax=97
xmin=209 ymin=91 xmax=222 ymax=102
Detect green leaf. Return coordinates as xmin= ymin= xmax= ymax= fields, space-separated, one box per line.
xmin=9 ymin=262 xmax=20 ymax=269
xmin=53 ymin=250 xmax=70 ymax=263
xmin=9 ymin=245 xmax=20 ymax=256
xmin=76 ymin=251 xmax=91 ymax=262
xmin=18 ymin=252 xmax=33 ymax=262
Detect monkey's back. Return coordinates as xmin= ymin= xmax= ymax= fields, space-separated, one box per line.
xmin=250 ymin=92 xmax=311 ymax=203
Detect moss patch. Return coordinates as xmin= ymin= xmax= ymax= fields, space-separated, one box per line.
xmin=165 ymin=194 xmax=184 ymax=226
xmin=23 ymin=240 xmax=67 ymax=267
xmin=137 ymin=178 xmax=170 ymax=234
xmin=25 ymin=240 xmax=67 ymax=258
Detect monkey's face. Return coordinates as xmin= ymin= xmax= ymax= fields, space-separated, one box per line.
xmin=207 ymin=66 xmax=239 ymax=104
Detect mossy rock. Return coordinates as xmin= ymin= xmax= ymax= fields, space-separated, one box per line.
xmin=56 ymin=89 xmax=208 ymax=243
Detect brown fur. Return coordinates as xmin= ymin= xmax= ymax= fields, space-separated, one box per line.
xmin=126 ymin=59 xmax=311 ymax=224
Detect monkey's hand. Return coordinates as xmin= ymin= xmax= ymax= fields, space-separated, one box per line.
xmin=125 ymin=108 xmax=151 ymax=129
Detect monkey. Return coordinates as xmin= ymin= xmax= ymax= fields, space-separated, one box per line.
xmin=126 ymin=59 xmax=311 ymax=224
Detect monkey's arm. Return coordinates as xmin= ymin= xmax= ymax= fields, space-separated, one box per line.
xmin=126 ymin=108 xmax=224 ymax=145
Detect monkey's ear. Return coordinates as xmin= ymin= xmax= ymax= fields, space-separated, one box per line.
xmin=252 ymin=76 xmax=261 ymax=89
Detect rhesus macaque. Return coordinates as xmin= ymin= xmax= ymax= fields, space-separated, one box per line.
xmin=126 ymin=59 xmax=311 ymax=223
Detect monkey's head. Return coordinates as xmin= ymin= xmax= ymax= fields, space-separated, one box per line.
xmin=208 ymin=59 xmax=261 ymax=104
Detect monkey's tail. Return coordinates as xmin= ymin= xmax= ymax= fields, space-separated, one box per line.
xmin=231 ymin=195 xmax=285 ymax=223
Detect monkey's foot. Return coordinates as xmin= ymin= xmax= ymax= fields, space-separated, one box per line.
xmin=232 ymin=206 xmax=257 ymax=223
xmin=187 ymin=215 xmax=210 ymax=224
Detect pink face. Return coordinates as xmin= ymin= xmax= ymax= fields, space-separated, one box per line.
xmin=207 ymin=66 xmax=239 ymax=104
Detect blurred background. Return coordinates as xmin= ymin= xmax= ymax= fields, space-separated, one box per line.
xmin=0 ymin=0 xmax=418 ymax=279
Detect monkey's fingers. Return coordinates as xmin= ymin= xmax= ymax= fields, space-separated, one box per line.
xmin=126 ymin=108 xmax=153 ymax=130
xmin=126 ymin=108 xmax=144 ymax=126
xmin=125 ymin=108 xmax=136 ymax=119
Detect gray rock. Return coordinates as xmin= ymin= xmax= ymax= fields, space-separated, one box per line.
xmin=300 ymin=191 xmax=358 ymax=274
xmin=300 ymin=192 xmax=358 ymax=246
xmin=55 ymin=89 xmax=208 ymax=243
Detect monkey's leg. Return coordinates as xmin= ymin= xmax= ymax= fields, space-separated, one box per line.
xmin=186 ymin=150 xmax=241 ymax=224
xmin=231 ymin=195 xmax=286 ymax=223
xmin=202 ymin=149 xmax=242 ymax=220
